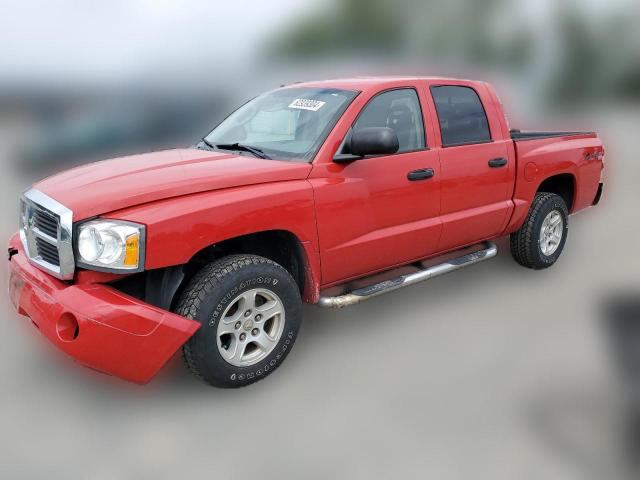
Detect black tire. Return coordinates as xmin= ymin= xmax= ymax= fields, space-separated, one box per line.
xmin=174 ymin=254 xmax=302 ymax=388
xmin=510 ymin=192 xmax=569 ymax=269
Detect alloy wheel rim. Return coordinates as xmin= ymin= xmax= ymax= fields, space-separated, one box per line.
xmin=216 ymin=288 xmax=285 ymax=367
xmin=539 ymin=210 xmax=563 ymax=256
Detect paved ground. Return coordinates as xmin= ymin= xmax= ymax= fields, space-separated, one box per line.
xmin=0 ymin=110 xmax=638 ymax=479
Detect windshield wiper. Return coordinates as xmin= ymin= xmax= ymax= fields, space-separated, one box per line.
xmin=214 ymin=142 xmax=272 ymax=160
xmin=200 ymin=137 xmax=216 ymax=150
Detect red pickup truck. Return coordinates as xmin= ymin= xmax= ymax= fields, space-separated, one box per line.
xmin=8 ymin=77 xmax=605 ymax=387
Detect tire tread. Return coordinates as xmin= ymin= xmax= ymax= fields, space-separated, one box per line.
xmin=510 ymin=192 xmax=568 ymax=269
xmin=174 ymin=254 xmax=286 ymax=385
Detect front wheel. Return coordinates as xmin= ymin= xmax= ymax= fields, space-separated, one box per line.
xmin=510 ymin=192 xmax=569 ymax=269
xmin=174 ymin=254 xmax=302 ymax=388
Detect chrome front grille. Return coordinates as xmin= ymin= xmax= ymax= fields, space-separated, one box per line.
xmin=20 ymin=188 xmax=74 ymax=280
xmin=33 ymin=208 xmax=59 ymax=238
xmin=35 ymin=235 xmax=61 ymax=265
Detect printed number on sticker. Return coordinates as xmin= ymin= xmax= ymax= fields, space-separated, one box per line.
xmin=288 ymin=99 xmax=326 ymax=111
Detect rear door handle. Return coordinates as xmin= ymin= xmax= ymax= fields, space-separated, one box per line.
xmin=488 ymin=157 xmax=508 ymax=168
xmin=407 ymin=168 xmax=435 ymax=181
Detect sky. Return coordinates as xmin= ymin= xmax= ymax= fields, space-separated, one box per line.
xmin=0 ymin=0 xmax=323 ymax=85
xmin=0 ymin=0 xmax=634 ymax=88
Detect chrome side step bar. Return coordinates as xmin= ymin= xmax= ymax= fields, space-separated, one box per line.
xmin=317 ymin=242 xmax=498 ymax=308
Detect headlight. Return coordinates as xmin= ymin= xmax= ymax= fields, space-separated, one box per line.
xmin=76 ymin=220 xmax=145 ymax=272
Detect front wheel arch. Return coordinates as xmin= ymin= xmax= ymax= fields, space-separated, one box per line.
xmin=178 ymin=229 xmax=311 ymax=300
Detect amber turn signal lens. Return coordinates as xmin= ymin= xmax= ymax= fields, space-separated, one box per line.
xmin=123 ymin=233 xmax=140 ymax=267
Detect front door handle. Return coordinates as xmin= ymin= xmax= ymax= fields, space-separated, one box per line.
xmin=407 ymin=168 xmax=435 ymax=181
xmin=488 ymin=157 xmax=508 ymax=168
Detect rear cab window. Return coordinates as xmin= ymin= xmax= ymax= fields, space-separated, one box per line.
xmin=430 ymin=86 xmax=491 ymax=147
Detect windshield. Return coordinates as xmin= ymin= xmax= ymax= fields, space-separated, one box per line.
xmin=204 ymin=87 xmax=358 ymax=161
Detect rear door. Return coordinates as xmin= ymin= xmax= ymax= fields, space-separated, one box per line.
xmin=428 ymin=84 xmax=513 ymax=251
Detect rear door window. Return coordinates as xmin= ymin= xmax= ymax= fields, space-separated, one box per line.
xmin=431 ymin=86 xmax=491 ymax=146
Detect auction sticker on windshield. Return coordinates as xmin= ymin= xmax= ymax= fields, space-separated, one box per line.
xmin=288 ymin=99 xmax=326 ymax=111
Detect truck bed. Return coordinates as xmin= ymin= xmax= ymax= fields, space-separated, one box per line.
xmin=509 ymin=128 xmax=604 ymax=221
xmin=510 ymin=130 xmax=595 ymax=141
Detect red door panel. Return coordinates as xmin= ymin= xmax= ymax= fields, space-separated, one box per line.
xmin=437 ymin=140 xmax=512 ymax=250
xmin=310 ymin=149 xmax=441 ymax=286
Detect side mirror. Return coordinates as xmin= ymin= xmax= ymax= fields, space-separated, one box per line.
xmin=333 ymin=127 xmax=399 ymax=163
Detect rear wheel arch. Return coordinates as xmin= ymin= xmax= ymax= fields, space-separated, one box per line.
xmin=536 ymin=173 xmax=576 ymax=212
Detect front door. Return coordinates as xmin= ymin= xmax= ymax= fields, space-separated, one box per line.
xmin=311 ymin=87 xmax=442 ymax=285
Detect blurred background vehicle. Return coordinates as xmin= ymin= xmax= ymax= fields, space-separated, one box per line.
xmin=0 ymin=0 xmax=638 ymax=479
xmin=16 ymin=94 xmax=226 ymax=173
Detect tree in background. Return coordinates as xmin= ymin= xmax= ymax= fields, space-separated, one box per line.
xmin=268 ymin=0 xmax=639 ymax=106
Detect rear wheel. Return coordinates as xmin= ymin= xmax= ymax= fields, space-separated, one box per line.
xmin=174 ymin=254 xmax=302 ymax=388
xmin=510 ymin=192 xmax=569 ymax=269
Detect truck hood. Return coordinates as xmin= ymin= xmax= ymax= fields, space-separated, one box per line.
xmin=34 ymin=149 xmax=312 ymax=220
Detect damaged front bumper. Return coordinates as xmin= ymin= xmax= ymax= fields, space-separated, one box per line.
xmin=7 ymin=234 xmax=200 ymax=384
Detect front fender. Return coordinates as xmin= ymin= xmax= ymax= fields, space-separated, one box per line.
xmin=106 ymin=180 xmax=322 ymax=301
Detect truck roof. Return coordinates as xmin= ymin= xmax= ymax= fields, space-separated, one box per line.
xmin=286 ymin=76 xmax=484 ymax=92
